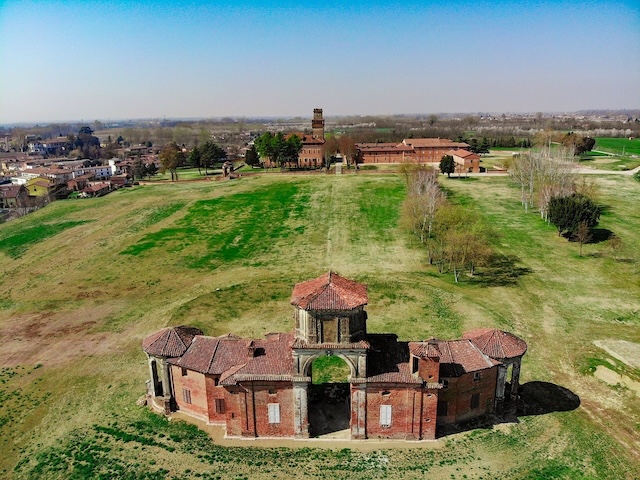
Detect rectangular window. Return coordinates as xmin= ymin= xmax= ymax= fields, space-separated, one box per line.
xmin=182 ymin=388 xmax=192 ymax=404
xmin=471 ymin=393 xmax=480 ymax=409
xmin=215 ymin=398 xmax=225 ymax=414
xmin=412 ymin=357 xmax=419 ymax=374
xmin=473 ymin=372 xmax=481 ymax=382
xmin=181 ymin=367 xmax=188 ymax=377
xmin=380 ymin=405 xmax=392 ymax=427
xmin=268 ymin=403 xmax=280 ymax=424
xmin=437 ymin=400 xmax=448 ymax=416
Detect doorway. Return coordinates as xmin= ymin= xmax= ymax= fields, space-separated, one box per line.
xmin=308 ymin=355 xmax=351 ymax=436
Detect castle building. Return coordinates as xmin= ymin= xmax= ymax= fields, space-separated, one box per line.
xmin=262 ymin=109 xmax=325 ymax=169
xmin=143 ymin=272 xmax=526 ymax=440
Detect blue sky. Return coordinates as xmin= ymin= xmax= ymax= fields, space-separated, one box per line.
xmin=1 ymin=0 xmax=639 ymax=123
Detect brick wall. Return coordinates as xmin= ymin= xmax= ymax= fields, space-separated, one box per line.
xmin=224 ymin=381 xmax=295 ymax=438
xmin=171 ymin=365 xmax=209 ymax=423
xmin=437 ymin=367 xmax=498 ymax=425
xmin=205 ymin=376 xmax=226 ymax=424
xmin=364 ymin=384 xmax=435 ymax=440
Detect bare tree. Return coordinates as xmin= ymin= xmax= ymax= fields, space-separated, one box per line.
xmin=509 ymin=146 xmax=576 ymax=218
xmin=607 ymin=234 xmax=623 ymax=261
xmin=338 ymin=135 xmax=356 ymax=167
xmin=402 ymin=165 xmax=446 ymax=247
xmin=575 ymin=221 xmax=592 ymax=257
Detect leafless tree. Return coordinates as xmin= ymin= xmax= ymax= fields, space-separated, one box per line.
xmin=575 ymin=221 xmax=592 ymax=257
xmin=607 ymin=234 xmax=623 ymax=261
xmin=402 ymin=165 xmax=446 ymax=249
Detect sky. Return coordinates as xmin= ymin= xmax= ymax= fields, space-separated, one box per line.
xmin=0 ymin=0 xmax=639 ymax=124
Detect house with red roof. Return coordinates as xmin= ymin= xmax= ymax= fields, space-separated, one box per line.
xmin=143 ymin=272 xmax=526 ymax=440
xmin=447 ymin=149 xmax=482 ymax=173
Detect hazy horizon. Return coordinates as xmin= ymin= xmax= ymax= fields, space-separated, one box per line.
xmin=1 ymin=0 xmax=639 ymax=124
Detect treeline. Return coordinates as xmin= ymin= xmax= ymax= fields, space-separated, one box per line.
xmin=401 ymin=165 xmax=492 ymax=282
xmin=508 ymin=147 xmax=606 ymax=255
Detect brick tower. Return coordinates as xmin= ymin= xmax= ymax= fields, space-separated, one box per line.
xmin=312 ymin=108 xmax=324 ymax=140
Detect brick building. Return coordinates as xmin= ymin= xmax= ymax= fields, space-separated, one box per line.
xmin=143 ymin=272 xmax=526 ymax=440
xmin=263 ymin=109 xmax=326 ymax=169
xmin=447 ymin=149 xmax=481 ymax=173
xmin=356 ymin=138 xmax=470 ymax=166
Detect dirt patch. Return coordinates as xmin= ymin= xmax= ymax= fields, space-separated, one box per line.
xmin=594 ymin=366 xmax=640 ymax=396
xmin=593 ymin=339 xmax=640 ymax=369
xmin=0 ymin=305 xmax=120 ymax=366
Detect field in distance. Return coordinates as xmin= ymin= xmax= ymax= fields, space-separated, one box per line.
xmin=0 ymin=173 xmax=638 ymax=479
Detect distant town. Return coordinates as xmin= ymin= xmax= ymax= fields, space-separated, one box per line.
xmin=1 ymin=109 xmax=639 ymax=222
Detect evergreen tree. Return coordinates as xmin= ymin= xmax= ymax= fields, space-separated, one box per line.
xmin=440 ymin=155 xmax=455 ymax=178
xmin=548 ymin=193 xmax=601 ymax=237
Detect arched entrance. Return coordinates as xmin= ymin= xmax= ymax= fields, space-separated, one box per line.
xmin=307 ymin=355 xmax=351 ymax=437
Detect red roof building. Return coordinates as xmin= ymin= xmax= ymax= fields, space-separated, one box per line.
xmin=356 ymin=138 xmax=470 ymax=165
xmin=143 ymin=273 xmax=527 ymax=440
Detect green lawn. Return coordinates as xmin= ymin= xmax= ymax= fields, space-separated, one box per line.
xmin=595 ymin=137 xmax=640 ymax=156
xmin=0 ymin=173 xmax=638 ymax=479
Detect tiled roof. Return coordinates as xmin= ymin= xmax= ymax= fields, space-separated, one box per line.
xmin=142 ymin=326 xmax=203 ymax=357
xmin=463 ymin=329 xmax=527 ymax=359
xmin=435 ymin=339 xmax=499 ymax=377
xmin=403 ymin=138 xmax=469 ymax=148
xmin=219 ymin=333 xmax=295 ymax=385
xmin=286 ymin=132 xmax=325 ymax=145
xmin=355 ymin=143 xmax=413 ymax=152
xmin=446 ymin=149 xmax=480 ymax=160
xmin=0 ymin=185 xmax=24 ymax=198
xmin=169 ymin=332 xmax=295 ymax=385
xmin=409 ymin=341 xmax=441 ymax=358
xmin=291 ymin=271 xmax=368 ymax=311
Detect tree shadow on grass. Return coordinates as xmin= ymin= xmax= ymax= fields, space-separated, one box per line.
xmin=590 ymin=228 xmax=614 ymax=244
xmin=473 ymin=254 xmax=533 ymax=287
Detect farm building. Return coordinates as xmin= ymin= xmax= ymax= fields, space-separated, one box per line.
xmin=143 ymin=272 xmax=526 ymax=440
xmin=356 ymin=138 xmax=470 ymax=165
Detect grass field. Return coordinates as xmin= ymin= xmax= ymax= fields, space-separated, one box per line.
xmin=595 ymin=137 xmax=640 ymax=156
xmin=0 ymin=173 xmax=639 ymax=479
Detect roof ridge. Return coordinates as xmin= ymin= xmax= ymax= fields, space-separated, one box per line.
xmin=206 ymin=338 xmax=221 ymax=374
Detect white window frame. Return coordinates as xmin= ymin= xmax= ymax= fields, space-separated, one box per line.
xmin=182 ymin=388 xmax=192 ymax=404
xmin=380 ymin=404 xmax=392 ymax=427
xmin=268 ymin=403 xmax=280 ymax=424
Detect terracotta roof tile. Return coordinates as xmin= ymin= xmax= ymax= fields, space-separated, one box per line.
xmin=291 ymin=272 xmax=368 ymax=311
xmin=142 ymin=326 xmax=203 ymax=357
xmin=446 ymin=149 xmax=481 ymax=160
xmin=436 ymin=339 xmax=499 ymax=377
xmin=463 ymin=329 xmax=527 ymax=359
xmin=403 ymin=138 xmax=469 ymax=148
xmin=169 ymin=332 xmax=295 ymax=385
xmin=409 ymin=341 xmax=441 ymax=358
xmin=0 ymin=185 xmax=24 ymax=198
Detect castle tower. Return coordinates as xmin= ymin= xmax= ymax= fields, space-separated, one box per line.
xmin=312 ymin=108 xmax=324 ymax=140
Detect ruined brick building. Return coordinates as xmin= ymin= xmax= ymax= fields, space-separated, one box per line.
xmin=143 ymin=272 xmax=526 ymax=440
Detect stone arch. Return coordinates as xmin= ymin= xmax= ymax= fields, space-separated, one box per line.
xmin=301 ymin=352 xmax=358 ymax=380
